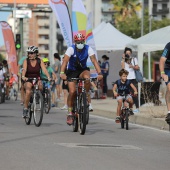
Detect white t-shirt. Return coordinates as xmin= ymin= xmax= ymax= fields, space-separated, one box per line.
xmin=65 ymin=46 xmax=95 ymax=57
xmin=0 ymin=68 xmax=5 ymax=80
xmin=123 ymin=58 xmax=138 ymax=80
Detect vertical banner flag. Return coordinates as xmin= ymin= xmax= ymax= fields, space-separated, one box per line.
xmin=49 ymin=0 xmax=73 ymax=47
xmin=72 ymin=0 xmax=98 ymax=77
xmin=0 ymin=21 xmax=18 ymax=77
xmin=86 ymin=12 xmax=98 ymax=77
xmin=72 ymin=0 xmax=87 ymax=37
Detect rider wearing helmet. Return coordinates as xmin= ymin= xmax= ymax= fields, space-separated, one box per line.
xmin=60 ymin=33 xmax=103 ymax=125
xmin=21 ymin=46 xmax=51 ymax=118
xmin=41 ymin=58 xmax=55 ymax=79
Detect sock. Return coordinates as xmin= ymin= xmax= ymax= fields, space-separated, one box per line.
xmin=68 ymin=107 xmax=72 ymax=112
xmin=89 ymin=103 xmax=91 ymax=106
xmin=168 ymin=111 xmax=170 ymax=113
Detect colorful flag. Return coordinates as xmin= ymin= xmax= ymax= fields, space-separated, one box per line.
xmin=49 ymin=0 xmax=73 ymax=47
xmin=72 ymin=0 xmax=87 ymax=37
xmin=86 ymin=12 xmax=98 ymax=78
xmin=0 ymin=21 xmax=18 ymax=77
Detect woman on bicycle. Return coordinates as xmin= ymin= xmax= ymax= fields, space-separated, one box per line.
xmin=112 ymin=69 xmax=137 ymax=123
xmin=21 ymin=46 xmax=51 ymax=118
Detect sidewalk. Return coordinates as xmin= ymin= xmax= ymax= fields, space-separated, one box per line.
xmin=57 ymin=96 xmax=170 ymax=131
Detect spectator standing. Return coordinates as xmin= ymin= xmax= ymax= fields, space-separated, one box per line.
xmin=52 ymin=53 xmax=61 ymax=103
xmin=121 ymin=47 xmax=139 ymax=113
xmin=101 ymin=55 xmax=109 ymax=98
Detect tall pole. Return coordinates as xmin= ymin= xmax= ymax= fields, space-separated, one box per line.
xmin=148 ymin=0 xmax=153 ymax=81
xmin=141 ymin=0 xmax=144 ymax=36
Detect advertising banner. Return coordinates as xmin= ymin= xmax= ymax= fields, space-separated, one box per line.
xmin=49 ymin=0 xmax=73 ymax=47
xmin=0 ymin=21 xmax=18 ymax=77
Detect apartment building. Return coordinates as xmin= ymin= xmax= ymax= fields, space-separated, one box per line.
xmin=144 ymin=0 xmax=170 ymax=20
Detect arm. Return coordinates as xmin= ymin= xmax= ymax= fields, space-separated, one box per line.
xmin=130 ymin=83 xmax=138 ymax=95
xmin=90 ymin=55 xmax=103 ymax=80
xmin=112 ymin=83 xmax=118 ymax=97
xmin=60 ymin=54 xmax=69 ymax=80
xmin=40 ymin=60 xmax=50 ymax=79
xmin=22 ymin=60 xmax=27 ymax=80
xmin=52 ymin=71 xmax=57 ymax=80
xmin=159 ymin=56 xmax=168 ymax=82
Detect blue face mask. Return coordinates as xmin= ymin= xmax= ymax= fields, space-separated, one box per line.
xmin=76 ymin=43 xmax=85 ymax=49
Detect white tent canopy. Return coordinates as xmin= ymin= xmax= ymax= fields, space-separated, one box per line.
xmin=127 ymin=26 xmax=170 ymax=72
xmin=93 ymin=22 xmax=134 ymax=51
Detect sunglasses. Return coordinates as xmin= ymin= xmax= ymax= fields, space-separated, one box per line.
xmin=44 ymin=63 xmax=48 ymax=65
xmin=28 ymin=52 xmax=35 ymax=55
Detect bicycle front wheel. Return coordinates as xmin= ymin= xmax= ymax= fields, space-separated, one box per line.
xmin=33 ymin=91 xmax=44 ymax=127
xmin=78 ymin=92 xmax=87 ymax=135
xmin=44 ymin=89 xmax=51 ymax=114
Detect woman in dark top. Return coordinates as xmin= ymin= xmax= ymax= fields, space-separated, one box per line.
xmin=21 ymin=46 xmax=50 ymax=118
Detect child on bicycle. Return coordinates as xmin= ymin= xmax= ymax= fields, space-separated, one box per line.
xmin=112 ymin=69 xmax=137 ymax=123
xmin=41 ymin=58 xmax=57 ymax=89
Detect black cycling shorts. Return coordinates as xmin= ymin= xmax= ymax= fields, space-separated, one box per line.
xmin=62 ymin=80 xmax=69 ymax=90
xmin=66 ymin=67 xmax=90 ymax=81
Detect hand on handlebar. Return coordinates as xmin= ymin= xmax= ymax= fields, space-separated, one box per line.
xmin=97 ymin=75 xmax=103 ymax=81
xmin=60 ymin=73 xmax=67 ymax=80
xmin=162 ymin=74 xmax=168 ymax=82
xmin=22 ymin=76 xmax=28 ymax=81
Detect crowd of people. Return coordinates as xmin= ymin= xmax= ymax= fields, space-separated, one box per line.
xmin=1 ymin=33 xmax=170 ymax=125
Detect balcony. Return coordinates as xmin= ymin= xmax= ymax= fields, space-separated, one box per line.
xmin=37 ymin=19 xmax=50 ymax=26
xmin=153 ymin=0 xmax=169 ymax=3
xmin=152 ymin=8 xmax=169 ymax=14
xmin=38 ymin=38 xmax=49 ymax=44
xmin=38 ymin=29 xmax=49 ymax=35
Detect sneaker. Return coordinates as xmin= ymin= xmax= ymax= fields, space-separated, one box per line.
xmin=61 ymin=105 xmax=68 ymax=110
xmin=115 ymin=116 xmax=120 ymax=123
xmin=165 ymin=113 xmax=170 ymax=123
xmin=66 ymin=112 xmax=74 ymax=125
xmin=129 ymin=109 xmax=134 ymax=115
xmin=89 ymin=105 xmax=93 ymax=112
xmin=51 ymin=104 xmax=55 ymax=107
xmin=133 ymin=109 xmax=139 ymax=113
xmin=22 ymin=108 xmax=28 ymax=118
xmin=56 ymin=98 xmax=61 ymax=102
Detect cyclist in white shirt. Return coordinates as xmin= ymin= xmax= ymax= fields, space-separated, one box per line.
xmin=60 ymin=33 xmax=103 ymax=125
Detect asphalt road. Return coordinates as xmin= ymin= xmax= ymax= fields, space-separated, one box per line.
xmin=0 ymin=100 xmax=170 ymax=170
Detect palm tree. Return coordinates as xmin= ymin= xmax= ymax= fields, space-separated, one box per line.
xmin=112 ymin=0 xmax=141 ymax=22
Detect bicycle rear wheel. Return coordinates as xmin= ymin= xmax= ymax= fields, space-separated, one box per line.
xmin=72 ymin=97 xmax=78 ymax=132
xmin=33 ymin=91 xmax=44 ymax=127
xmin=25 ymin=103 xmax=32 ymax=125
xmin=44 ymin=89 xmax=51 ymax=114
xmin=125 ymin=110 xmax=129 ymax=130
xmin=86 ymin=103 xmax=89 ymax=124
xmin=78 ymin=92 xmax=87 ymax=135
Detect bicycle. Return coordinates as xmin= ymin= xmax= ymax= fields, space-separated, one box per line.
xmin=0 ymin=79 xmax=5 ymax=103
xmin=24 ymin=78 xmax=44 ymax=127
xmin=41 ymin=78 xmax=52 ymax=114
xmin=119 ymin=93 xmax=133 ymax=130
xmin=69 ymin=78 xmax=90 ymax=135
xmin=9 ymin=82 xmax=18 ymax=101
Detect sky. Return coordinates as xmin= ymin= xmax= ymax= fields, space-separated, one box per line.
xmin=0 ymin=12 xmax=11 ymax=47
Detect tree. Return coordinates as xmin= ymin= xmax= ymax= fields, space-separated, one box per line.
xmin=112 ymin=0 xmax=141 ymax=22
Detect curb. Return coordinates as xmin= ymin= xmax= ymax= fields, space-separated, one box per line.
xmin=56 ymin=101 xmax=170 ymax=131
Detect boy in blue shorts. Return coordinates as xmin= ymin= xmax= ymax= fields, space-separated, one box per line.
xmin=112 ymin=69 xmax=137 ymax=123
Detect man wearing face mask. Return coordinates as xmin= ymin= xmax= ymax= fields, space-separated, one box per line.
xmin=60 ymin=33 xmax=103 ymax=125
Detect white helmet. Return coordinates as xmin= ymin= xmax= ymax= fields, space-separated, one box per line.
xmin=26 ymin=46 xmax=39 ymax=54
